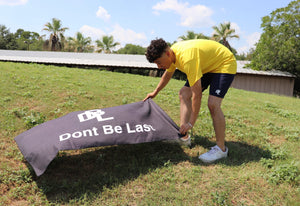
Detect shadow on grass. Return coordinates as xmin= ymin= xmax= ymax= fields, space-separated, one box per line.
xmin=192 ymin=135 xmax=272 ymax=166
xmin=34 ymin=141 xmax=190 ymax=203
xmin=33 ymin=137 xmax=271 ymax=204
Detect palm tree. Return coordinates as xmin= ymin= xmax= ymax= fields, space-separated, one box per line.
xmin=212 ymin=22 xmax=239 ymax=51
xmin=95 ymin=35 xmax=120 ymax=53
xmin=67 ymin=32 xmax=93 ymax=52
xmin=43 ymin=18 xmax=69 ymax=51
xmin=179 ymin=31 xmax=209 ymax=40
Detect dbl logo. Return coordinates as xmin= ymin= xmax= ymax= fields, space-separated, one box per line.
xmin=77 ymin=109 xmax=114 ymax=122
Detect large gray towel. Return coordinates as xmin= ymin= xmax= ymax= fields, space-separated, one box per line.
xmin=15 ymin=99 xmax=180 ymax=176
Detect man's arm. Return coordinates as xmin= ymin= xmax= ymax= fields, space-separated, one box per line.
xmin=143 ymin=70 xmax=175 ymax=101
xmin=179 ymin=79 xmax=202 ymax=134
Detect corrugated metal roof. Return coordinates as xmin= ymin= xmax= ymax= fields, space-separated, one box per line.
xmin=0 ymin=50 xmax=156 ymax=68
xmin=237 ymin=61 xmax=294 ymax=77
xmin=0 ymin=50 xmax=294 ymax=77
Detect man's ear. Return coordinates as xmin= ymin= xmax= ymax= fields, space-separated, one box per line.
xmin=165 ymin=49 xmax=171 ymax=57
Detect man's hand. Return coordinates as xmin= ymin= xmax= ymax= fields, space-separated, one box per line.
xmin=143 ymin=91 xmax=157 ymax=101
xmin=143 ymin=70 xmax=175 ymax=102
xmin=179 ymin=123 xmax=193 ymax=135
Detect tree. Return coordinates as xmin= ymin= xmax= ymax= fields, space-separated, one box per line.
xmin=15 ymin=29 xmax=43 ymax=50
xmin=95 ymin=35 xmax=120 ymax=53
xmin=249 ymin=0 xmax=299 ymax=77
xmin=67 ymin=32 xmax=93 ymax=52
xmin=249 ymin=0 xmax=300 ymax=95
xmin=212 ymin=22 xmax=239 ymax=51
xmin=235 ymin=48 xmax=254 ymax=61
xmin=117 ymin=44 xmax=146 ymax=54
xmin=43 ymin=18 xmax=69 ymax=51
xmin=179 ymin=31 xmax=209 ymax=40
xmin=0 ymin=25 xmax=17 ymax=50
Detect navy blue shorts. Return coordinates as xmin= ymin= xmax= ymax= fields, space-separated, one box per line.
xmin=184 ymin=73 xmax=235 ymax=98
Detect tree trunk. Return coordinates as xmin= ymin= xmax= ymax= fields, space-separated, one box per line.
xmin=51 ymin=35 xmax=57 ymax=51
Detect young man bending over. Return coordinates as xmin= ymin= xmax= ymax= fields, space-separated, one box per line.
xmin=144 ymin=38 xmax=236 ymax=163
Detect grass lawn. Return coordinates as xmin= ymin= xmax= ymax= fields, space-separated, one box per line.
xmin=0 ymin=62 xmax=299 ymax=205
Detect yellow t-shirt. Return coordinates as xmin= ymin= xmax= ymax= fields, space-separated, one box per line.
xmin=167 ymin=39 xmax=237 ymax=86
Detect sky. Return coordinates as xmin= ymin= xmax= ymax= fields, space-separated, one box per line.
xmin=0 ymin=0 xmax=293 ymax=54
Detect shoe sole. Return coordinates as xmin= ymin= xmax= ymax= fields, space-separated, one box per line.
xmin=164 ymin=136 xmax=191 ymax=148
xmin=198 ymin=156 xmax=227 ymax=163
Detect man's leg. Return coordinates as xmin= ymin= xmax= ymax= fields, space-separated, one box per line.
xmin=198 ymin=73 xmax=234 ymax=163
xmin=179 ymin=86 xmax=192 ymax=139
xmin=198 ymin=95 xmax=228 ymax=163
xmin=208 ymin=95 xmax=226 ymax=152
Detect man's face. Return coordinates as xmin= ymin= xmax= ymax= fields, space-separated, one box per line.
xmin=154 ymin=51 xmax=172 ymax=70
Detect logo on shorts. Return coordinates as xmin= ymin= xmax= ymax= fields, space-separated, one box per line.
xmin=77 ymin=109 xmax=114 ymax=122
xmin=215 ymin=89 xmax=221 ymax=95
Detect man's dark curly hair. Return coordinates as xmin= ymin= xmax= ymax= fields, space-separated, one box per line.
xmin=145 ymin=38 xmax=169 ymax=63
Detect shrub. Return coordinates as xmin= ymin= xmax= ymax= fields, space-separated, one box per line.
xmin=268 ymin=162 xmax=300 ymax=185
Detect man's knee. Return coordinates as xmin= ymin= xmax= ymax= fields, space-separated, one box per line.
xmin=208 ymin=101 xmax=216 ymax=113
xmin=207 ymin=96 xmax=222 ymax=114
xmin=179 ymin=86 xmax=192 ymax=101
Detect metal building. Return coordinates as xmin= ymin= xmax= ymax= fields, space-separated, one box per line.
xmin=0 ymin=50 xmax=295 ymax=96
xmin=233 ymin=61 xmax=295 ymax=96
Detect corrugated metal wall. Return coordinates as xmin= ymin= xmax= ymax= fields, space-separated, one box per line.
xmin=231 ymin=73 xmax=295 ymax=96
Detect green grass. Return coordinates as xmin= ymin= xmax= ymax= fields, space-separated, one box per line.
xmin=0 ymin=61 xmax=299 ymax=205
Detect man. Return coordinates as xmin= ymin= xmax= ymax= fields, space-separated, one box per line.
xmin=144 ymin=38 xmax=236 ymax=163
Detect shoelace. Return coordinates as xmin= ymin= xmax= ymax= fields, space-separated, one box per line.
xmin=207 ymin=146 xmax=219 ymax=154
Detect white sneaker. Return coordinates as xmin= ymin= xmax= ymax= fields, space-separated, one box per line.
xmin=198 ymin=145 xmax=228 ymax=163
xmin=165 ymin=134 xmax=191 ymax=147
xmin=178 ymin=135 xmax=191 ymax=147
